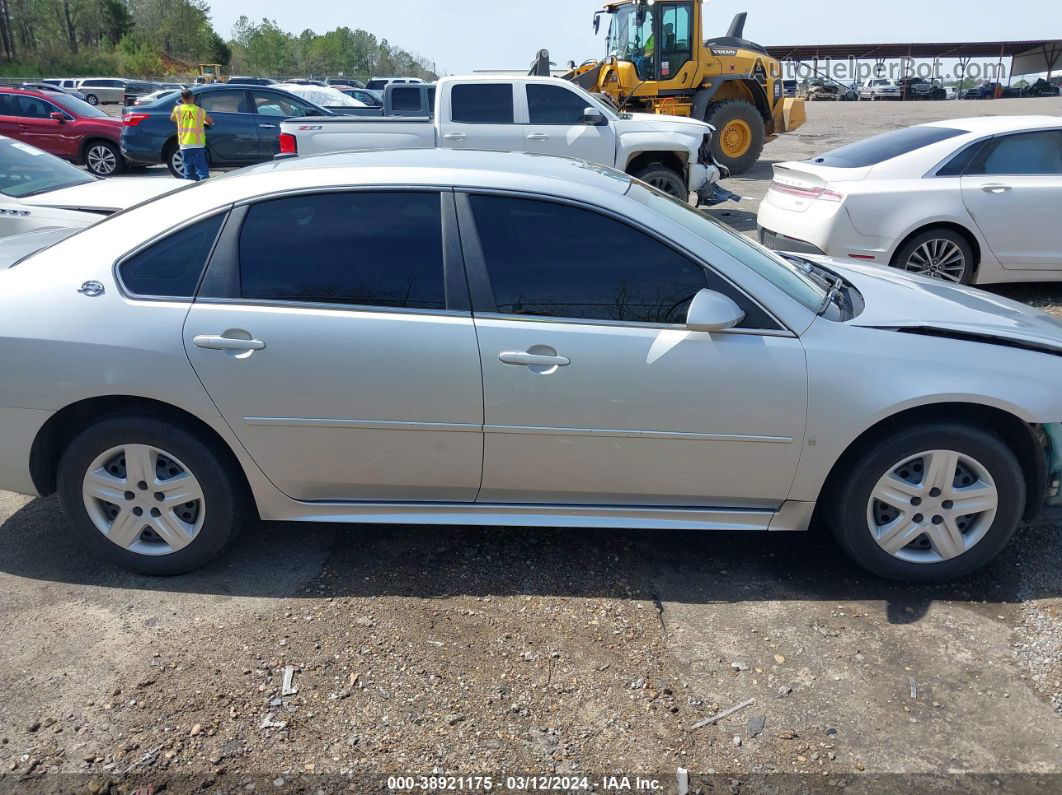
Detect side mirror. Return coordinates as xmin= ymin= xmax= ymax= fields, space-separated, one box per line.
xmin=685 ymin=289 xmax=745 ymax=332
xmin=580 ymin=106 xmax=606 ymax=125
xmin=50 ymin=111 xmax=66 ymax=122
xmin=593 ymin=14 xmax=601 ymax=34
xmin=636 ymin=2 xmax=647 ymax=26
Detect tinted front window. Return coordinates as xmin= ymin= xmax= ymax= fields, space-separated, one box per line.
xmin=469 ymin=195 xmax=774 ymax=327
xmin=811 ymin=126 xmax=966 ymax=168
xmin=119 ymin=213 xmax=225 ymax=298
xmin=239 ymin=192 xmax=446 ymax=310
xmin=973 ymin=130 xmax=1062 ymax=175
xmin=451 ymin=84 xmax=513 ymax=124
xmin=16 ymin=95 xmax=59 ymax=118
xmin=0 ymin=138 xmax=94 ymax=198
xmin=199 ymin=90 xmax=248 ymax=113
xmin=527 ymin=84 xmax=590 ymax=124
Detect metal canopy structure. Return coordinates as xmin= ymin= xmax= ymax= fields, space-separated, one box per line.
xmin=766 ymin=40 xmax=1062 ymax=77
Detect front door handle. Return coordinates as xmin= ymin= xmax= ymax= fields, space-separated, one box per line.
xmin=526 ymin=132 xmax=550 ymax=141
xmin=442 ymin=132 xmax=466 ymax=141
xmin=499 ymin=351 xmax=570 ymax=367
xmin=981 ymin=184 xmax=1012 ymax=194
xmin=193 ymin=334 xmax=266 ymax=351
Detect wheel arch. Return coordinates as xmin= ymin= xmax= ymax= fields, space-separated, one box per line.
xmin=624 ymin=150 xmax=688 ymax=184
xmin=888 ymin=221 xmax=983 ymax=276
xmin=819 ymin=402 xmax=1046 ymax=523
xmin=30 ymin=395 xmax=255 ymax=511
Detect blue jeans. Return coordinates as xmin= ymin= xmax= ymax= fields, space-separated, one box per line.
xmin=180 ymin=146 xmax=209 ymax=181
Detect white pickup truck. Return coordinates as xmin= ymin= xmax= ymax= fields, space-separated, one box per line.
xmin=279 ymin=75 xmax=737 ymax=205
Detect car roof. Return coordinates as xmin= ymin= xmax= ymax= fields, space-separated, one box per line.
xmin=0 ymin=86 xmax=49 ymax=98
xmin=921 ymin=115 xmax=1061 ymax=134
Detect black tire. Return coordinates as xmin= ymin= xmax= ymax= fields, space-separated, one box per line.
xmin=164 ymin=142 xmax=183 ymax=178
xmin=85 ymin=93 xmax=99 ymax=106
xmin=890 ymin=227 xmax=976 ymax=284
xmin=704 ymin=99 xmax=765 ymax=175
xmin=825 ymin=423 xmax=1024 ymax=582
xmin=83 ymin=139 xmax=125 ymax=177
xmin=630 ymin=162 xmax=686 ymax=199
xmin=57 ymin=415 xmax=248 ymax=576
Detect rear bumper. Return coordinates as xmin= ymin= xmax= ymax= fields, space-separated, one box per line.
xmin=758 ymin=226 xmax=825 ymax=256
xmin=0 ymin=406 xmax=52 ymax=497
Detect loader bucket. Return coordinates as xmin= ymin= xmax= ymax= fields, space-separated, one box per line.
xmin=775 ymin=97 xmax=806 ymax=133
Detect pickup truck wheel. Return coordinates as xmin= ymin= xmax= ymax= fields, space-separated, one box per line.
xmin=631 ymin=163 xmax=687 ymax=199
xmin=704 ymin=99 xmax=765 ymax=175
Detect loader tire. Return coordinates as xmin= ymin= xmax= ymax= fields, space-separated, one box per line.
xmin=705 ymin=99 xmax=765 ymax=175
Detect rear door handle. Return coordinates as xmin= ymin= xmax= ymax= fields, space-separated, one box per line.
xmin=442 ymin=132 xmax=466 ymax=141
xmin=499 ymin=351 xmax=570 ymax=367
xmin=193 ymin=334 xmax=266 ymax=351
xmin=259 ymin=123 xmax=278 ymax=129
xmin=527 ymin=133 xmax=550 ymax=141
xmin=981 ymin=184 xmax=1012 ymax=193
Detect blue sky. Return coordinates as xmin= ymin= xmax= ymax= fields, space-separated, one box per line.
xmin=206 ymin=0 xmax=1056 ymax=76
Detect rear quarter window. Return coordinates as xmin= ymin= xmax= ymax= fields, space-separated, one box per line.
xmin=809 ymin=126 xmax=966 ymax=168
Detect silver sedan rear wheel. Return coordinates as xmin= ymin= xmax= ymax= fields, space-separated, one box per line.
xmin=901 ymin=238 xmax=967 ymax=282
xmin=867 ymin=449 xmax=997 ymax=564
xmin=81 ymin=443 xmax=205 ymax=556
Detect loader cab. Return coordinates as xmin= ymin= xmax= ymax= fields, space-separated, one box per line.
xmin=604 ymin=0 xmax=695 ymax=84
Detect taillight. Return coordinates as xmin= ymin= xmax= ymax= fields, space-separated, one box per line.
xmin=278 ymin=132 xmax=297 ymax=155
xmin=769 ymin=180 xmax=845 ymax=202
xmin=122 ymin=113 xmax=149 ymax=127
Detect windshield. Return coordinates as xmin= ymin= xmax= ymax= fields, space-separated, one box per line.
xmin=607 ymin=5 xmax=654 ymax=61
xmin=277 ymin=84 xmax=362 ymax=107
xmin=0 ymin=138 xmax=95 ymax=198
xmin=627 ymin=183 xmax=827 ymax=312
xmin=52 ymin=93 xmax=110 ymax=118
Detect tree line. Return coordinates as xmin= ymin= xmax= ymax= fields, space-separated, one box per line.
xmin=0 ymin=1 xmax=437 ymax=81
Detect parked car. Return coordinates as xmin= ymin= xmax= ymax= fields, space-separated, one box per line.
xmin=121 ymin=83 xmax=334 ymax=177
xmin=20 ymin=82 xmax=87 ymax=101
xmin=1022 ymin=78 xmax=1061 ymax=98
xmin=2 ymin=147 xmax=1060 ymax=582
xmin=327 ymin=77 xmax=364 ymax=89
xmin=0 ymin=86 xmax=129 ymax=176
xmin=806 ymin=81 xmax=841 ymax=101
xmin=123 ymin=80 xmax=160 ymax=107
xmin=860 ymin=79 xmax=901 ymax=101
xmin=134 ymin=89 xmax=180 ymax=107
xmin=0 ymin=135 xmax=181 ymax=238
xmin=340 ymin=88 xmax=383 ymax=108
xmin=945 ymin=86 xmax=959 ymax=100
xmin=320 ymin=83 xmax=435 ymax=118
xmin=76 ymin=78 xmax=127 ymax=106
xmin=284 ymin=78 xmax=327 ymax=87
xmin=897 ymin=77 xmax=946 ymax=101
xmin=272 ymin=83 xmax=366 ymax=114
xmin=279 ymin=75 xmax=728 ymax=205
xmin=42 ymin=78 xmax=79 ymax=91
xmin=963 ymin=82 xmax=1001 ymax=100
xmin=365 ymin=76 xmax=425 ymax=92
xmin=227 ymin=77 xmax=277 ymax=86
xmin=757 ymin=116 xmax=1062 ymax=285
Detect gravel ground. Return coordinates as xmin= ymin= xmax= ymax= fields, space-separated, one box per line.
xmin=0 ymin=98 xmax=1060 ymax=794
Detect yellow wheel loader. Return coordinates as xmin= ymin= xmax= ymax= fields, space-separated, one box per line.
xmin=533 ymin=1 xmax=805 ymax=174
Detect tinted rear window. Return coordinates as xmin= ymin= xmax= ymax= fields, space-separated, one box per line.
xmin=810 ymin=126 xmax=966 ymax=168
xmin=450 ymin=84 xmax=513 ymax=124
xmin=390 ymin=87 xmax=421 ymax=111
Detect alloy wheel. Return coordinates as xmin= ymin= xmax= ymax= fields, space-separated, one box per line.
xmin=81 ymin=444 xmax=206 ymax=556
xmin=86 ymin=144 xmax=118 ymax=176
xmin=866 ymin=449 xmax=997 ymax=564
xmin=170 ymin=149 xmax=184 ymax=175
xmin=902 ymin=238 xmax=967 ymax=282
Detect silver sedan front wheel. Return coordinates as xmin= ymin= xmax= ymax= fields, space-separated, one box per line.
xmin=867 ymin=449 xmax=997 ymax=564
xmin=82 ymin=444 xmax=205 ymax=556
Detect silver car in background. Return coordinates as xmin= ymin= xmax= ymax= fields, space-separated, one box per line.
xmin=0 ymin=149 xmax=1059 ymax=581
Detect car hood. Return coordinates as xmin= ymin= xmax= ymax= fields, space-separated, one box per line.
xmin=813 ymin=257 xmax=1062 ymax=354
xmin=621 ymin=112 xmax=713 ymax=135
xmin=19 ymin=176 xmax=183 ymax=213
xmin=0 ymin=226 xmax=80 ymax=269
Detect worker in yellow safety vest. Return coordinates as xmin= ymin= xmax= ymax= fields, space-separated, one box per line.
xmin=170 ymin=89 xmax=213 ymax=181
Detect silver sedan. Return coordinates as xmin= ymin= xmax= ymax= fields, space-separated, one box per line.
xmin=0 ymin=149 xmax=1060 ymax=581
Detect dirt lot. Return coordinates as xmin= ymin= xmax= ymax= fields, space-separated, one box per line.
xmin=1 ymin=98 xmax=1061 ymax=794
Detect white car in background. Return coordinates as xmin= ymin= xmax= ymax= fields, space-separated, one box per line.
xmin=859 ymin=79 xmax=901 ymax=101
xmin=0 ymin=136 xmax=182 ymax=240
xmin=757 ymin=116 xmax=1062 ymax=284
xmin=273 ymin=83 xmax=366 ymax=113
